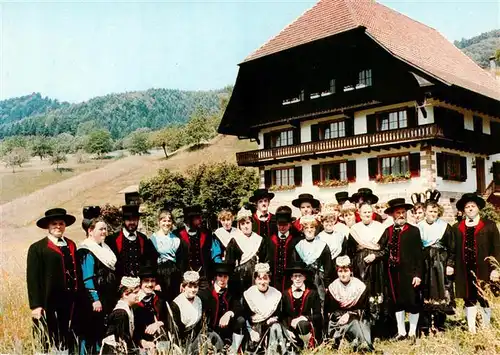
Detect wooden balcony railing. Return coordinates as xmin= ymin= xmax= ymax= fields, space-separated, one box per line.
xmin=237 ymin=124 xmax=443 ymax=166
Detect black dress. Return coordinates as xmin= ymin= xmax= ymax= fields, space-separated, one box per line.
xmin=133 ymin=293 xmax=170 ymax=346
xmin=170 ymin=294 xmax=205 ymax=354
xmin=101 ymin=301 xmax=138 ymax=354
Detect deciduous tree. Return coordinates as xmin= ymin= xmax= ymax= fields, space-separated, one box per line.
xmin=85 ymin=129 xmax=113 ymax=157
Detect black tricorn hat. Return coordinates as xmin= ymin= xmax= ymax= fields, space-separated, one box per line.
xmin=139 ymin=262 xmax=157 ymax=279
xmin=37 ymin=208 xmax=76 ymax=229
xmin=83 ymin=206 xmax=101 ymax=220
xmin=384 ymin=198 xmax=414 ymax=215
xmin=275 ymin=205 xmax=294 ymax=223
xmin=213 ymin=263 xmax=233 ymax=276
xmin=249 ymin=189 xmax=275 ymax=203
xmin=121 ymin=204 xmax=142 ymax=218
xmin=285 ymin=262 xmax=313 ymax=277
xmin=456 ymin=193 xmax=486 ymax=212
xmin=335 ymin=191 xmax=350 ymax=205
xmin=292 ymin=193 xmax=320 ymax=209
xmin=183 ymin=205 xmax=203 ymax=218
xmin=350 ymin=188 xmax=379 ymax=204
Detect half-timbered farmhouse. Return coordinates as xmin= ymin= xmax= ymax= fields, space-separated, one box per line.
xmin=219 ymin=0 xmax=500 ymax=214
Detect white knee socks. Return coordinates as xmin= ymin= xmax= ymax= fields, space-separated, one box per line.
xmin=395 ymin=311 xmax=406 ymax=336
xmin=408 ymin=313 xmax=420 ymax=337
xmin=466 ymin=306 xmax=477 ymax=334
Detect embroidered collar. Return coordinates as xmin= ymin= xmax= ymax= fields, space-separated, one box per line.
xmin=214 ymin=227 xmax=238 ymax=248
xmin=349 ymin=221 xmax=386 ymax=250
xmin=79 ymin=237 xmax=117 ymax=270
xmin=233 ymin=231 xmax=262 ymax=265
xmin=244 ymin=285 xmax=281 ymax=323
xmin=295 ymin=237 xmax=326 ymax=266
xmin=418 ymin=219 xmax=448 ymax=247
xmin=318 ymin=230 xmax=345 ymax=259
xmin=465 ymin=214 xmax=480 ymax=227
xmin=48 ymin=234 xmax=67 ymax=246
xmin=328 ymin=277 xmax=366 ymax=307
xmin=173 ymin=293 xmax=203 ymax=330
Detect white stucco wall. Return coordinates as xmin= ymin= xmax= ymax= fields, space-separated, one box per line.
xmin=418 ymin=105 xmax=434 ymax=125
xmin=354 ymin=111 xmax=367 ymax=135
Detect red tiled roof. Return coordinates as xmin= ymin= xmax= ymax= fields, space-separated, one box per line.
xmin=244 ymin=0 xmax=500 ymax=101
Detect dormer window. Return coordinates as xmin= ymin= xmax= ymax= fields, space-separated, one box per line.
xmin=344 ymin=69 xmax=372 ymax=92
xmin=282 ymin=90 xmax=305 ymax=106
xmin=311 ymin=79 xmax=336 ymax=99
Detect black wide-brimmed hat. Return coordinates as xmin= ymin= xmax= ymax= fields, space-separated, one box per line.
xmin=335 ymin=191 xmax=350 ymax=205
xmin=456 ymin=193 xmax=486 ymax=211
xmin=36 ymin=208 xmax=76 ymax=229
xmin=213 ymin=263 xmax=233 ymax=276
xmin=139 ymin=262 xmax=157 ymax=279
xmin=384 ymin=198 xmax=414 ymax=215
xmin=275 ymin=205 xmax=294 ymax=223
xmin=122 ymin=204 xmax=142 ymax=219
xmin=249 ymin=189 xmax=275 ymax=203
xmin=183 ymin=205 xmax=203 ymax=218
xmin=292 ymin=193 xmax=320 ymax=209
xmin=285 ymin=262 xmax=313 ymax=277
xmin=350 ymin=188 xmax=379 ymax=204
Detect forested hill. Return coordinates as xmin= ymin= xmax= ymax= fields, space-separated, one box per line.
xmin=0 ymin=88 xmax=224 ymax=139
xmin=0 ymin=93 xmax=70 ymax=126
xmin=454 ymin=29 xmax=500 ymax=68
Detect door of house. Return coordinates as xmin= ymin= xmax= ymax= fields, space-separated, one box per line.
xmin=476 ymin=157 xmax=485 ymax=194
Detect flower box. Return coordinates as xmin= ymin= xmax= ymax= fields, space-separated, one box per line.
xmin=314 ymin=179 xmax=349 ymax=188
xmin=269 ymin=184 xmax=296 ymax=192
xmin=375 ymin=172 xmax=411 ymax=184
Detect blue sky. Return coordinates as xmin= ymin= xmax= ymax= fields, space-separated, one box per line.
xmin=1 ymin=0 xmax=498 ymax=103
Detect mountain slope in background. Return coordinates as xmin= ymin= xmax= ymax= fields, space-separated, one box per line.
xmin=454 ymin=29 xmax=500 ymax=68
xmin=0 ymin=88 xmax=225 ymax=139
xmin=0 ymin=93 xmax=70 ymax=126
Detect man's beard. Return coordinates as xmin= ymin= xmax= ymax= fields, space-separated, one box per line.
xmin=125 ymin=225 xmax=138 ymax=233
xmin=395 ymin=218 xmax=406 ymax=226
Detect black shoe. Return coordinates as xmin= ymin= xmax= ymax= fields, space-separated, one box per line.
xmin=393 ymin=334 xmax=407 ymax=341
xmin=408 ymin=335 xmax=417 ymax=345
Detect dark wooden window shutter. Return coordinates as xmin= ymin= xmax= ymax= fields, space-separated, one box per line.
xmin=368 ymin=157 xmax=378 ymax=180
xmin=407 ymin=108 xmax=417 ymax=128
xmin=312 ymin=164 xmax=321 ymax=185
xmin=346 ymin=160 xmax=356 ymax=182
xmin=263 ymin=133 xmax=271 ymax=149
xmin=294 ymin=166 xmax=302 ymax=186
xmin=436 ymin=153 xmax=443 ymax=177
xmin=311 ymin=124 xmax=319 ymax=142
xmin=345 ymin=118 xmax=354 ymax=136
xmin=409 ymin=152 xmax=420 ymax=177
xmin=460 ymin=156 xmax=467 ymax=181
xmin=264 ymin=170 xmax=272 ymax=188
xmin=367 ymin=114 xmax=377 ymax=133
xmin=293 ymin=127 xmax=301 ymax=145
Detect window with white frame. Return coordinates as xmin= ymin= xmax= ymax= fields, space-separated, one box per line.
xmin=356 ymin=69 xmax=372 ymax=88
xmin=381 ymin=155 xmax=409 ymax=176
xmin=380 ymin=110 xmax=407 ymax=131
xmin=273 ymin=167 xmax=295 ymax=186
xmin=274 ymin=130 xmax=294 ymax=147
xmin=282 ymin=90 xmax=305 ymax=106
xmin=323 ymin=162 xmax=347 ymax=181
xmin=324 ymin=121 xmax=346 ymax=139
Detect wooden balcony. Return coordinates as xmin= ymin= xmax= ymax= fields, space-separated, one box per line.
xmin=237 ymin=124 xmax=443 ymax=166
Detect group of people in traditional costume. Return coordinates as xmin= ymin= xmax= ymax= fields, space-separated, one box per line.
xmin=27 ymin=187 xmax=500 ymax=354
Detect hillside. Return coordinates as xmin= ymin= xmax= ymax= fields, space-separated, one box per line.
xmin=0 ymin=88 xmax=226 ymax=139
xmin=0 ymin=92 xmax=69 ymax=125
xmin=454 ymin=29 xmax=500 ymax=68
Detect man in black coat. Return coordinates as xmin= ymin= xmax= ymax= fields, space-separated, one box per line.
xmin=268 ymin=206 xmax=301 ymax=293
xmin=383 ymin=198 xmax=423 ymax=342
xmin=27 ymin=208 xmax=81 ymax=353
xmin=105 ymin=205 xmax=157 ymax=280
xmin=201 ymin=263 xmax=245 ymax=354
xmin=250 ymin=189 xmax=277 ymax=239
xmin=451 ymin=193 xmax=500 ymax=333
xmin=174 ymin=205 xmax=219 ymax=289
xmin=282 ymin=262 xmax=322 ymax=349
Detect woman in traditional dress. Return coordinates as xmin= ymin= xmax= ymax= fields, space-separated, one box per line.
xmin=78 ymin=217 xmax=117 ymax=355
xmin=243 ymin=263 xmax=287 ymax=354
xmin=170 ymin=271 xmax=205 ymax=354
xmin=101 ymin=277 xmax=141 ymax=354
xmin=213 ymin=209 xmax=239 ymax=260
xmin=346 ymin=203 xmax=388 ymax=329
xmin=324 ymin=256 xmax=374 ymax=352
xmin=418 ymin=199 xmax=455 ymax=333
xmin=341 ymin=202 xmax=357 ymax=228
xmin=293 ymin=215 xmax=333 ymax=303
xmin=225 ymin=207 xmax=268 ymax=296
xmin=317 ymin=203 xmax=348 ymax=262
xmin=150 ymin=208 xmax=186 ymax=301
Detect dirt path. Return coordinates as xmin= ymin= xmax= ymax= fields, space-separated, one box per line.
xmin=0 ymin=136 xmax=257 ymax=275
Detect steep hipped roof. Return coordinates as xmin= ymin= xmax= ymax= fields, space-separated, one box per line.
xmin=244 ymin=0 xmax=500 ymax=101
